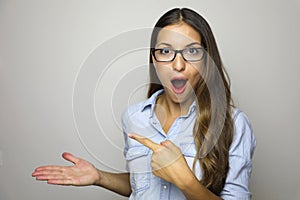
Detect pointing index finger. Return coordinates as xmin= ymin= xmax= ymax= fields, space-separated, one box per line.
xmin=128 ymin=133 xmax=161 ymax=152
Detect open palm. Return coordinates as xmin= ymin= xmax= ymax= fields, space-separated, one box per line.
xmin=32 ymin=152 xmax=100 ymax=186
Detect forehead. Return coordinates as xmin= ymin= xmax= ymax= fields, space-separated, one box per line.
xmin=156 ymin=23 xmax=201 ymax=47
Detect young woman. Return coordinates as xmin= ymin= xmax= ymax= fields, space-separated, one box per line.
xmin=32 ymin=8 xmax=256 ymax=200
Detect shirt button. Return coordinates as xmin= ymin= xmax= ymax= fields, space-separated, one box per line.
xmin=151 ymin=120 xmax=157 ymax=125
xmin=163 ymin=185 xmax=168 ymax=189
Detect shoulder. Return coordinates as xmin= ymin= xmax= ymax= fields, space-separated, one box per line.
xmin=121 ymin=99 xmax=150 ymax=130
xmin=233 ymin=109 xmax=251 ymax=129
xmin=121 ymin=89 xmax=163 ymax=124
xmin=121 ymin=100 xmax=147 ymax=120
xmin=231 ymin=108 xmax=257 ymax=159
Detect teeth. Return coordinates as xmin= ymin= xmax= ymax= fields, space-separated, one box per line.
xmin=171 ymin=79 xmax=187 ymax=89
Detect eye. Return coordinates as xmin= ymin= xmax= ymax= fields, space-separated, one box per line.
xmin=159 ymin=48 xmax=172 ymax=55
xmin=187 ymin=48 xmax=200 ymax=55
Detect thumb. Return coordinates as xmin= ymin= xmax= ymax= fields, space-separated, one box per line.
xmin=62 ymin=152 xmax=80 ymax=164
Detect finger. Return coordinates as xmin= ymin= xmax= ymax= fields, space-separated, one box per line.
xmin=32 ymin=168 xmax=64 ymax=177
xmin=160 ymin=140 xmax=180 ymax=152
xmin=160 ymin=140 xmax=172 ymax=147
xmin=34 ymin=165 xmax=65 ymax=172
xmin=128 ymin=133 xmax=161 ymax=152
xmin=150 ymin=161 xmax=159 ymax=171
xmin=33 ymin=166 xmax=69 ymax=177
xmin=33 ymin=153 xmax=79 ymax=174
xmin=62 ymin=152 xmax=80 ymax=164
xmin=35 ymin=173 xmax=66 ymax=181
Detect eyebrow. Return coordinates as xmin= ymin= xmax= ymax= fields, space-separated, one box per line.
xmin=186 ymin=42 xmax=202 ymax=47
xmin=156 ymin=42 xmax=202 ymax=48
xmin=156 ymin=42 xmax=172 ymax=47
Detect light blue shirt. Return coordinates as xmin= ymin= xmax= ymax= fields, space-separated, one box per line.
xmin=122 ymin=90 xmax=256 ymax=200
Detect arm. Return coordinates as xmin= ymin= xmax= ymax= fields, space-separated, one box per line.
xmin=175 ymin=170 xmax=221 ymax=200
xmin=95 ymin=171 xmax=131 ymax=197
xmin=32 ymin=152 xmax=131 ymax=197
xmin=128 ymin=134 xmax=221 ymax=200
xmin=219 ymin=110 xmax=256 ymax=199
xmin=174 ymin=110 xmax=256 ymax=200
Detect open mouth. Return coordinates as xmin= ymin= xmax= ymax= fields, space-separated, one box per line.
xmin=171 ymin=78 xmax=187 ymax=94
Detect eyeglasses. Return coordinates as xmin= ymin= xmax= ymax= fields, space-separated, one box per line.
xmin=151 ymin=47 xmax=205 ymax=62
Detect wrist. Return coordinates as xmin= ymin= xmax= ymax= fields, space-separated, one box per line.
xmin=175 ymin=168 xmax=198 ymax=191
xmin=93 ymin=169 xmax=104 ymax=186
xmin=178 ymin=174 xmax=221 ymax=200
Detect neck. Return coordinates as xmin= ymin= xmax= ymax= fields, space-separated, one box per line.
xmin=157 ymin=93 xmax=194 ymax=117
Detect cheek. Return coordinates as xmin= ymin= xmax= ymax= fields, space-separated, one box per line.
xmin=154 ymin=64 xmax=170 ymax=83
xmin=191 ymin=74 xmax=201 ymax=89
xmin=188 ymin=65 xmax=203 ymax=88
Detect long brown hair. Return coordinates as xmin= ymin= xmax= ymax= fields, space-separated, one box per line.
xmin=147 ymin=8 xmax=234 ymax=195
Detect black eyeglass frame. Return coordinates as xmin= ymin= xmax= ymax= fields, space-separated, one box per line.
xmin=151 ymin=47 xmax=206 ymax=62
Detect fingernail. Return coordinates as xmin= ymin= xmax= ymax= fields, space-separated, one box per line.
xmin=128 ymin=133 xmax=133 ymax=138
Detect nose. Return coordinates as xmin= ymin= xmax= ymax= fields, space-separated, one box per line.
xmin=172 ymin=53 xmax=186 ymax=72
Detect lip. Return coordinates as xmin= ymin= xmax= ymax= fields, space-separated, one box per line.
xmin=170 ymin=77 xmax=188 ymax=94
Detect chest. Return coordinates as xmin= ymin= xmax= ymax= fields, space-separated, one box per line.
xmin=154 ymin=106 xmax=182 ymax=134
xmin=161 ymin=116 xmax=178 ymax=134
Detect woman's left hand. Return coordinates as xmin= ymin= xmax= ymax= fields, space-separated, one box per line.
xmin=128 ymin=133 xmax=194 ymax=186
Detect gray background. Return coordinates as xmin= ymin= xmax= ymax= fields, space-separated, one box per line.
xmin=1 ymin=0 xmax=300 ymax=199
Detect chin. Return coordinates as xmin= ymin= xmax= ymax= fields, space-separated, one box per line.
xmin=171 ymin=92 xmax=194 ymax=105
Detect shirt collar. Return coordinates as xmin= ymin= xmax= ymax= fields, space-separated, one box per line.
xmin=186 ymin=100 xmax=197 ymax=117
xmin=141 ymin=89 xmax=164 ymax=116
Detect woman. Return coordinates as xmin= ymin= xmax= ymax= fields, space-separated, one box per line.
xmin=32 ymin=8 xmax=256 ymax=200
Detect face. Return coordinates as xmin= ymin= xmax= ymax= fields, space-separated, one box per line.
xmin=152 ymin=22 xmax=203 ymax=104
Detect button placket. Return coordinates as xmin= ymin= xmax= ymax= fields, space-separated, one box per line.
xmin=160 ymin=181 xmax=170 ymax=199
xmin=150 ymin=117 xmax=166 ymax=137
